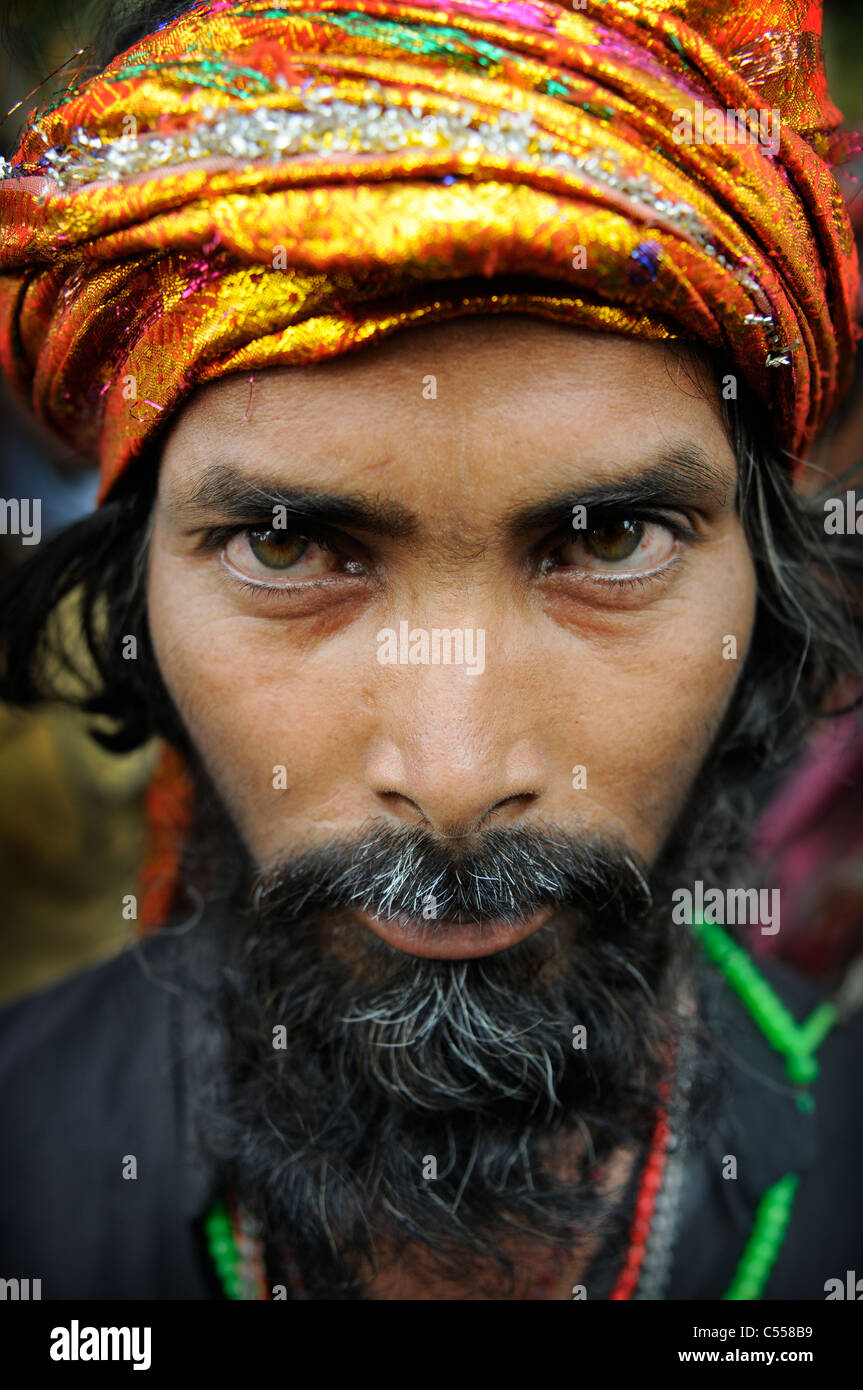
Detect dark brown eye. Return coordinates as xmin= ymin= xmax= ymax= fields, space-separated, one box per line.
xmin=583 ymin=518 xmax=644 ymax=562
xmin=541 ymin=514 xmax=677 ymax=584
xmin=223 ymin=526 xmax=344 ymax=586
xmin=247 ymin=528 xmax=310 ymax=569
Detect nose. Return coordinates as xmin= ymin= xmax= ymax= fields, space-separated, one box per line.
xmin=364 ymin=665 xmax=549 ymax=839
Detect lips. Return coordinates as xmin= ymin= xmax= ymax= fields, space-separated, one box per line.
xmin=354 ymin=904 xmax=555 ymax=959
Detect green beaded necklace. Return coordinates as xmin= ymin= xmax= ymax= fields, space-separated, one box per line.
xmin=693 ymin=919 xmax=836 ymax=1300
xmin=206 ymin=1200 xmax=244 ymax=1302
xmin=205 ymin=921 xmax=837 ymax=1300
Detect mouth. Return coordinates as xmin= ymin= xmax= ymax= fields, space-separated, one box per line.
xmin=353 ymin=904 xmax=556 ymax=959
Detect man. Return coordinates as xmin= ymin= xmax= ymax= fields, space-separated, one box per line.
xmin=0 ymin=0 xmax=861 ymax=1300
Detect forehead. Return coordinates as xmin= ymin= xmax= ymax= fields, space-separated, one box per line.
xmin=159 ymin=316 xmax=734 ymax=509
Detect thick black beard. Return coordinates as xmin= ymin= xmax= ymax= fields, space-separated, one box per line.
xmin=185 ymin=817 xmax=709 ymax=1299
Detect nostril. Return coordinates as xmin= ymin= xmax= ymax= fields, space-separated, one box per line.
xmin=486 ymin=791 xmax=539 ymax=820
xmin=377 ymin=790 xmax=425 ymax=819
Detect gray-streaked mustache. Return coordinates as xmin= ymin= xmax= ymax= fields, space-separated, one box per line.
xmin=251 ymin=822 xmax=653 ymax=928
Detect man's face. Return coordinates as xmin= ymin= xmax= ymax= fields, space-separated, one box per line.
xmin=147 ymin=317 xmax=755 ymax=957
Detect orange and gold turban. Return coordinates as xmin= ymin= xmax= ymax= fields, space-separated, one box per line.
xmin=0 ymin=0 xmax=859 ymax=499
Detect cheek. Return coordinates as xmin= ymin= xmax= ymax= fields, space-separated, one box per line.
xmin=147 ymin=554 xmax=375 ymax=855
xmin=552 ymin=537 xmax=756 ymax=861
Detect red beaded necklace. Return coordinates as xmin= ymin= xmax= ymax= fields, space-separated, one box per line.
xmin=607 ymin=1092 xmax=673 ymax=1299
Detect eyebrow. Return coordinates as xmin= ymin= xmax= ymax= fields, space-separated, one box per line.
xmin=503 ymin=446 xmax=735 ymax=537
xmin=164 ymin=444 xmax=733 ymax=540
xmin=164 ymin=464 xmax=419 ymax=539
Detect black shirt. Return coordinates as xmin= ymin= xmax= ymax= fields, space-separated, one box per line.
xmin=0 ymin=925 xmax=861 ymax=1299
